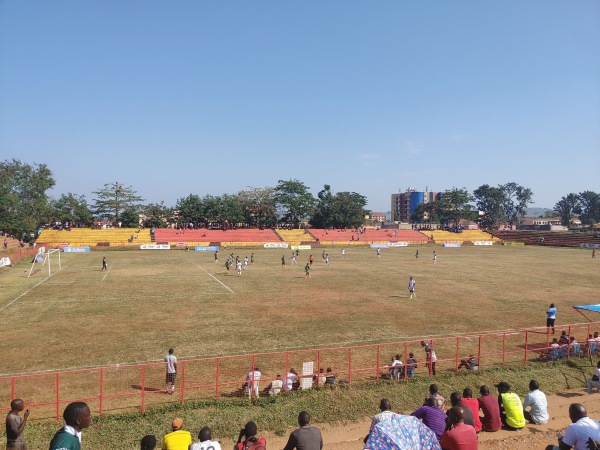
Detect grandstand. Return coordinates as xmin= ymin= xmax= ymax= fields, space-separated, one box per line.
xmin=153 ymin=228 xmax=282 ymax=247
xmin=37 ymin=228 xmax=152 ymax=247
xmin=429 ymin=229 xmax=500 ymax=244
xmin=309 ymin=228 xmax=430 ymax=245
xmin=492 ymin=230 xmax=600 ymax=247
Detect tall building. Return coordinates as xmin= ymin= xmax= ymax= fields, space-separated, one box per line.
xmin=391 ymin=188 xmax=441 ymax=223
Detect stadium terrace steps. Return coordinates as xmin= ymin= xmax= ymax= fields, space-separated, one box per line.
xmin=153 ymin=228 xmax=281 ymax=246
xmin=491 ymin=230 xmax=600 ymax=247
xmin=309 ymin=228 xmax=430 ymax=244
xmin=37 ymin=228 xmax=152 ymax=247
xmin=429 ymin=230 xmax=499 ymax=244
xmin=274 ymin=229 xmax=318 ymax=244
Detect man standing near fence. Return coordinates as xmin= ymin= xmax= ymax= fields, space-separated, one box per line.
xmin=165 ymin=348 xmax=177 ymax=395
xmin=421 ymin=341 xmax=437 ymax=375
xmin=6 ymin=398 xmax=29 ymax=450
xmin=546 ymin=303 xmax=557 ymax=334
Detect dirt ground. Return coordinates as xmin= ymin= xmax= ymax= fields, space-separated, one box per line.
xmin=256 ymin=388 xmax=600 ymax=449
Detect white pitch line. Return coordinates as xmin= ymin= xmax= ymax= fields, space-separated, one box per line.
xmin=101 ymin=266 xmax=111 ymax=281
xmin=192 ymin=262 xmax=234 ymax=293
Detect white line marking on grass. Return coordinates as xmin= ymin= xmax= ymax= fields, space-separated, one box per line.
xmin=192 ymin=262 xmax=234 ymax=293
xmin=101 ymin=266 xmax=111 ymax=281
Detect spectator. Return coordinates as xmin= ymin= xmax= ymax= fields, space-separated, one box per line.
xmin=267 ymin=374 xmax=284 ymax=396
xmin=161 ymin=418 xmax=192 ymax=450
xmin=547 ymin=303 xmax=557 ymax=334
xmin=324 ymin=368 xmax=336 ymax=386
xmin=421 ymin=340 xmax=437 ymax=375
xmin=165 ymin=348 xmax=177 ymax=395
xmin=411 ymin=397 xmax=448 ymax=441
xmin=364 ymin=399 xmax=396 ymax=443
xmin=283 ymin=411 xmax=323 ymax=450
xmin=477 ymin=385 xmax=502 ymax=432
xmin=191 ymin=426 xmax=221 ymax=450
xmin=285 ymin=368 xmax=299 ymax=391
xmin=439 ymin=407 xmax=478 ymax=450
xmin=448 ymin=392 xmax=475 ymax=429
xmin=523 ymin=380 xmax=549 ymax=425
xmin=458 ymin=355 xmax=478 ymax=371
xmin=424 ymin=384 xmax=446 ymax=410
xmin=495 ymin=381 xmax=525 ymax=430
xmin=245 ymin=366 xmax=262 ymax=399
xmin=389 ymin=354 xmax=404 ymax=380
xmin=315 ymin=368 xmax=326 ymax=387
xmin=586 ymin=361 xmax=600 ymax=394
xmin=49 ymin=402 xmax=92 ymax=450
xmin=364 ymin=412 xmax=441 ymax=449
xmin=140 ymin=435 xmax=157 ymax=450
xmin=461 ymin=388 xmax=482 ymax=433
xmin=545 ymin=403 xmax=600 ymax=450
xmin=6 ymin=398 xmax=29 ymax=450
xmin=406 ymin=352 xmax=418 ymax=378
xmin=234 ymin=421 xmax=266 ymax=450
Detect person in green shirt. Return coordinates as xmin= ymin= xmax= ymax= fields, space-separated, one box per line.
xmin=495 ymin=381 xmax=525 ymax=430
xmin=49 ymin=402 xmax=92 ymax=450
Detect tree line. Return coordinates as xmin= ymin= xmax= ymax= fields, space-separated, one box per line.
xmin=1 ymin=159 xmax=598 ymax=241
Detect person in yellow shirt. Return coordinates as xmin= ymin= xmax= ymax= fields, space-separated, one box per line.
xmin=495 ymin=381 xmax=526 ymax=430
xmin=161 ymin=418 xmax=192 ymax=450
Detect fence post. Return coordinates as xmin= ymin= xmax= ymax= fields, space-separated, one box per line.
xmin=455 ymin=337 xmax=459 ymax=371
xmin=502 ymin=333 xmax=506 ymax=366
xmin=181 ymin=360 xmax=186 ymax=405
xmin=567 ymin=325 xmax=572 ymax=359
xmin=348 ymin=347 xmax=352 ymax=385
xmin=141 ymin=365 xmax=145 ymax=414
xmin=55 ymin=373 xmax=60 ymax=422
xmin=99 ymin=368 xmax=103 ymax=415
xmin=478 ymin=335 xmax=482 ymax=369
xmin=404 ymin=341 xmax=409 ymax=379
xmin=215 ymin=358 xmax=220 ymax=401
xmin=375 ymin=345 xmax=380 ymax=382
xmin=317 ymin=350 xmax=322 ymax=386
xmin=524 ymin=330 xmax=529 ymax=365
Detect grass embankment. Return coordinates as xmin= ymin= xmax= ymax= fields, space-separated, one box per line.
xmin=17 ymin=360 xmax=596 ymax=450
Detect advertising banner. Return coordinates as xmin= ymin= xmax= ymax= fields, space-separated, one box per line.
xmin=370 ymin=243 xmax=390 ymax=248
xmin=473 ymin=241 xmax=493 ymax=246
xmin=140 ymin=244 xmax=171 ymax=250
xmin=263 ymin=242 xmax=289 ymax=248
xmin=291 ymin=245 xmax=312 ymax=250
xmin=63 ymin=247 xmax=91 ymax=253
xmin=195 ymin=246 xmax=219 ymax=252
xmin=388 ymin=242 xmax=408 ymax=247
xmin=443 ymin=243 xmax=461 ymax=247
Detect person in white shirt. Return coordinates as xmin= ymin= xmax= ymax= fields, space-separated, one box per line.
xmin=268 ymin=374 xmax=284 ymax=396
xmin=245 ymin=367 xmax=262 ymax=398
xmin=165 ymin=348 xmax=177 ymax=395
xmin=389 ymin=354 xmax=404 ymax=380
xmin=587 ymin=361 xmax=600 ymax=394
xmin=364 ymin=399 xmax=397 ymax=444
xmin=546 ymin=403 xmax=600 ymax=450
xmin=191 ymin=426 xmax=221 ymax=450
xmin=285 ymin=368 xmax=299 ymax=391
xmin=523 ymin=380 xmax=549 ymax=424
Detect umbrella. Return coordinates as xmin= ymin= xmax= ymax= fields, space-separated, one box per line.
xmin=364 ymin=413 xmax=441 ymax=450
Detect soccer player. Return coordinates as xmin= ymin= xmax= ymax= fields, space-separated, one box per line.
xmin=432 ymin=251 xmax=437 ymax=264
xmin=376 ymin=247 xmax=381 ymax=258
xmin=305 ymin=263 xmax=311 ymax=278
xmin=408 ymin=277 xmax=416 ymax=299
xmin=101 ymin=257 xmax=107 ymax=271
xmin=236 ymin=260 xmax=242 ymax=276
xmin=243 ymin=257 xmax=249 ymax=270
xmin=415 ymin=249 xmax=419 ymax=260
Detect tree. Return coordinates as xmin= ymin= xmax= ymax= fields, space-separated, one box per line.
xmin=274 ymin=179 xmax=316 ymax=227
xmin=142 ymin=202 xmax=172 ymax=228
xmin=473 ymin=184 xmax=505 ymax=230
xmin=120 ymin=206 xmax=141 ymax=228
xmin=50 ymin=193 xmax=93 ymax=226
xmin=577 ymin=191 xmax=600 ymax=227
xmin=501 ymin=182 xmax=533 ymax=228
xmin=438 ymin=187 xmax=475 ymax=227
xmin=310 ymin=185 xmax=367 ymax=228
xmin=554 ymin=193 xmax=581 ymax=227
xmin=0 ymin=159 xmax=55 ymax=239
xmin=175 ymin=194 xmax=204 ymax=227
xmin=237 ymin=187 xmax=276 ymax=228
xmin=412 ymin=201 xmax=441 ymax=225
xmin=92 ymin=182 xmax=143 ymax=224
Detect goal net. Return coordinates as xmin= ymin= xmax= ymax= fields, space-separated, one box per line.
xmin=28 ymin=247 xmax=61 ymax=277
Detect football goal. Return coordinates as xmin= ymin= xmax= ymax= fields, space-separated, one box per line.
xmin=28 ymin=248 xmax=61 ymax=277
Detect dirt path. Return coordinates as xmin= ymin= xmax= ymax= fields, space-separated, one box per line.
xmin=254 ymin=389 xmax=600 ymax=449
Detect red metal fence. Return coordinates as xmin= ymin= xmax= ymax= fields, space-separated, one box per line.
xmin=2 ymin=321 xmax=599 ymax=420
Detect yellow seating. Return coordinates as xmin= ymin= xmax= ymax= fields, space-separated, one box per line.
xmin=37 ymin=228 xmax=152 ymax=247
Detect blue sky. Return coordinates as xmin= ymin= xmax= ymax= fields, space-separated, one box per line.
xmin=1 ymin=1 xmax=598 ymax=213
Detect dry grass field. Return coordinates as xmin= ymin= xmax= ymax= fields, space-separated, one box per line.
xmin=0 ymin=244 xmax=598 ymax=414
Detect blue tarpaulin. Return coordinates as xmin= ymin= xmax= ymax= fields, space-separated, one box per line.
xmin=573 ymin=305 xmax=600 ymax=322
xmin=364 ymin=414 xmax=441 ymax=450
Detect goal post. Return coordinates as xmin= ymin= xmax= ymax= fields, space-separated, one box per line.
xmin=28 ymin=248 xmax=61 ymax=277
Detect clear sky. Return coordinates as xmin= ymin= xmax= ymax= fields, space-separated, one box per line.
xmin=1 ymin=1 xmax=598 ymax=213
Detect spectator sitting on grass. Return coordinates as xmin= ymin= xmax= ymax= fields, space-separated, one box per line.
xmin=161 ymin=418 xmax=192 ymax=450
xmin=448 ymin=392 xmax=475 ymax=429
xmin=461 ymin=388 xmax=482 ymax=433
xmin=523 ymin=380 xmax=549 ymax=425
xmin=324 ymin=368 xmax=336 ymax=386
xmin=457 ymin=355 xmax=478 ymax=371
xmin=140 ymin=435 xmax=156 ymax=450
xmin=235 ymin=421 xmax=266 ymax=450
xmin=478 ymin=385 xmax=502 ymax=432
xmin=191 ymin=426 xmax=221 ymax=450
xmin=496 ymin=381 xmax=526 ymax=431
xmin=364 ymin=398 xmax=396 ymax=444
xmin=411 ymin=397 xmax=447 ymax=441
xmin=424 ymin=384 xmax=445 ymax=410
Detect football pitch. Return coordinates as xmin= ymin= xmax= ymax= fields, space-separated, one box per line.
xmin=1 ymin=244 xmax=598 ymax=378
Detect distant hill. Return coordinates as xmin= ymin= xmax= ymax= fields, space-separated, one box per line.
xmin=526 ymin=207 xmax=554 ymax=217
